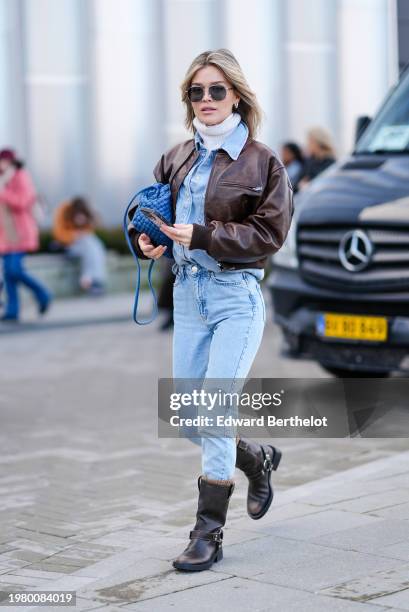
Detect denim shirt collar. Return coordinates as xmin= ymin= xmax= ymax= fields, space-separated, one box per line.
xmin=194 ymin=120 xmax=249 ymax=160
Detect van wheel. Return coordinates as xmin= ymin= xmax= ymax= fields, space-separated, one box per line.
xmin=320 ymin=365 xmax=390 ymax=378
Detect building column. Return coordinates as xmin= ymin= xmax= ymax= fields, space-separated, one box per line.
xmin=0 ymin=0 xmax=26 ymax=154
xmin=86 ymin=0 xmax=163 ymax=222
xmin=22 ymin=0 xmax=88 ymax=210
xmin=337 ymin=0 xmax=399 ymax=154
xmin=284 ymin=0 xmax=338 ymax=154
xmin=221 ymin=0 xmax=285 ymax=151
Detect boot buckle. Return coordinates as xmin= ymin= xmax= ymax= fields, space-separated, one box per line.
xmin=189 ymin=529 xmax=223 ymax=543
xmin=262 ymin=452 xmax=273 ymax=473
xmin=212 ymin=530 xmax=223 ymax=543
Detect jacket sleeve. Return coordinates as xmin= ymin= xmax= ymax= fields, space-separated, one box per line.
xmin=126 ymin=153 xmax=169 ymax=260
xmin=189 ymin=162 xmax=294 ymax=261
xmin=0 ymin=171 xmax=36 ymax=212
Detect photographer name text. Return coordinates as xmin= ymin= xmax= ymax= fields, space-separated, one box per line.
xmin=169 ymin=415 xmax=328 ymax=428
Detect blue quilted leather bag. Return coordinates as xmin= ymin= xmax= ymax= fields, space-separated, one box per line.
xmin=123 ymin=183 xmax=173 ymax=325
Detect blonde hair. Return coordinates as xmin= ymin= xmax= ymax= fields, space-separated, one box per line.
xmin=180 ymin=48 xmax=264 ymax=139
xmin=307 ymin=127 xmax=336 ymax=158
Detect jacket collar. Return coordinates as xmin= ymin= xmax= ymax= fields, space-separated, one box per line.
xmin=194 ymin=120 xmax=249 ymax=161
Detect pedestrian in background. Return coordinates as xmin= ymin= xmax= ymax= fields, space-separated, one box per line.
xmin=0 ymin=148 xmax=51 ymax=322
xmin=298 ymin=126 xmax=336 ymax=189
xmin=128 ymin=48 xmax=293 ymax=572
xmin=53 ymin=197 xmax=107 ymax=296
xmin=280 ymin=141 xmax=305 ymax=192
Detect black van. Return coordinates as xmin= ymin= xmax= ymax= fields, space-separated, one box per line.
xmin=268 ymin=66 xmax=409 ymax=377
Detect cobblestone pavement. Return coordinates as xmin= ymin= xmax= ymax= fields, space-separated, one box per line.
xmin=0 ymin=289 xmax=407 ymax=609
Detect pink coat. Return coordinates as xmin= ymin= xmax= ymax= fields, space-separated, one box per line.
xmin=0 ymin=168 xmax=39 ymax=254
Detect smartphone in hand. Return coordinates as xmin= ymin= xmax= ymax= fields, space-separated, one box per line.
xmin=139 ymin=207 xmax=171 ymax=229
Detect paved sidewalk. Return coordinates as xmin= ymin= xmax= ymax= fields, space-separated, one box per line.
xmin=1 ymin=291 xmax=408 ymax=611
xmin=3 ymin=450 xmax=408 ymax=611
xmin=0 ymin=292 xmax=146 ymax=334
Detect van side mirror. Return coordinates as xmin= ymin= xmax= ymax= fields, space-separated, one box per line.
xmin=355 ymin=115 xmax=371 ymax=144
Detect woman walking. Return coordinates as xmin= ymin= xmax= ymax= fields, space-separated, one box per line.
xmin=128 ymin=49 xmax=294 ymax=571
xmin=0 ymin=149 xmax=51 ymax=322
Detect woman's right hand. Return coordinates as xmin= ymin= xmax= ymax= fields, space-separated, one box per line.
xmin=137 ymin=233 xmax=167 ymax=259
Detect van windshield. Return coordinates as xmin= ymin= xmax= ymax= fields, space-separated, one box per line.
xmin=355 ymin=70 xmax=409 ymax=154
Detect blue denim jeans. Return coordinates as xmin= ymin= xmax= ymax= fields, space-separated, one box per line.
xmin=172 ymin=262 xmax=266 ymax=480
xmin=2 ymin=252 xmax=51 ymax=319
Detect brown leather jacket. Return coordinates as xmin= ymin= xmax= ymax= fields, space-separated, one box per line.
xmin=127 ymin=132 xmax=294 ymax=270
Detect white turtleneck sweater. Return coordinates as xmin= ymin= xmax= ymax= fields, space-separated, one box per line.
xmin=192 ymin=111 xmax=242 ymax=151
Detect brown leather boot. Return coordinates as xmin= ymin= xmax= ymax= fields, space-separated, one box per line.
xmin=172 ymin=475 xmax=235 ymax=571
xmin=236 ymin=437 xmax=281 ymax=520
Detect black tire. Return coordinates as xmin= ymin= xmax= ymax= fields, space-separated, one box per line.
xmin=320 ymin=365 xmax=391 ymax=378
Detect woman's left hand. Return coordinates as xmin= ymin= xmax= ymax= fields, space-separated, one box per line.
xmin=160 ymin=223 xmax=193 ymax=248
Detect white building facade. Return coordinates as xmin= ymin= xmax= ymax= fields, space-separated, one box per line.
xmin=0 ymin=0 xmax=399 ymax=225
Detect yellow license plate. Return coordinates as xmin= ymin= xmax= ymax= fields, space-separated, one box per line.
xmin=316 ymin=313 xmax=388 ymax=341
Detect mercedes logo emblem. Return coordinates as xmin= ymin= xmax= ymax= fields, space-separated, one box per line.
xmin=338 ymin=229 xmax=373 ymax=272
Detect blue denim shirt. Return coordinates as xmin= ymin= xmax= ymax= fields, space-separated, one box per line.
xmin=172 ymin=120 xmax=264 ymax=280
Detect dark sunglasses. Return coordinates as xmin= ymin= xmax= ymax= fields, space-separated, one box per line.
xmin=186 ymin=84 xmax=233 ymax=102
